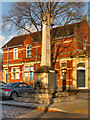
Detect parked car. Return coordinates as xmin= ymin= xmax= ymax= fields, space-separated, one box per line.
xmin=1 ymin=82 xmax=33 ymax=99
xmin=0 ymin=81 xmax=6 ymax=89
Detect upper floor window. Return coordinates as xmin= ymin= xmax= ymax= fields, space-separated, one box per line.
xmin=26 ymin=45 xmax=32 ymax=58
xmin=14 ymin=48 xmax=18 ymax=59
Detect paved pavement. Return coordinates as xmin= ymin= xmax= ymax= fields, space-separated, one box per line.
xmin=0 ymin=99 xmax=89 ymax=116
xmin=1 ymin=102 xmax=88 ymax=119
xmin=2 ymin=105 xmax=32 ymax=118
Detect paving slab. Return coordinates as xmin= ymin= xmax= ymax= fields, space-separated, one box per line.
xmin=49 ymin=99 xmax=88 ymax=114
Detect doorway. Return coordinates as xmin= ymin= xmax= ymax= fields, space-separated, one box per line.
xmin=77 ymin=63 xmax=86 ymax=89
xmin=62 ymin=72 xmax=66 ymax=91
xmin=77 ymin=70 xmax=85 ymax=88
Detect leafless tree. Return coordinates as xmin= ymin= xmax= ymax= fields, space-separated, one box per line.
xmin=2 ymin=2 xmax=86 ymax=68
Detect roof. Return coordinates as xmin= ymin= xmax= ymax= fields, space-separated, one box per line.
xmin=2 ymin=34 xmax=28 ymax=49
xmin=2 ymin=20 xmax=86 ymax=49
xmin=2 ymin=31 xmax=42 ymax=49
xmin=51 ymin=23 xmax=75 ymax=38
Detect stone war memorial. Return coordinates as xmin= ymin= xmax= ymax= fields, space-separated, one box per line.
xmin=34 ymin=12 xmax=57 ymax=90
xmin=14 ymin=12 xmax=75 ymax=104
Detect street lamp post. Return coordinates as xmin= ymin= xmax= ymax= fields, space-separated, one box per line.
xmin=22 ymin=61 xmax=24 ymax=82
xmin=34 ymin=42 xmax=38 ymax=70
xmin=6 ymin=45 xmax=9 ymax=84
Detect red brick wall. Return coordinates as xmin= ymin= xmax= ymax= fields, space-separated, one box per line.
xmin=0 ymin=71 xmax=3 ymax=81
xmin=74 ymin=20 xmax=89 ymax=50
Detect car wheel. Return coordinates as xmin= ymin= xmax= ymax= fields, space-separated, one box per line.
xmin=10 ymin=92 xmax=18 ymax=100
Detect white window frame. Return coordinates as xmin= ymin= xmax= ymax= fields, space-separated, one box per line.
xmin=30 ymin=66 xmax=33 ymax=81
xmin=25 ymin=72 xmax=29 ymax=81
xmin=61 ymin=62 xmax=67 ymax=80
xmin=24 ymin=66 xmax=33 ymax=82
xmin=24 ymin=66 xmax=29 ymax=81
xmin=26 ymin=45 xmax=32 ymax=58
xmin=12 ymin=67 xmax=20 ymax=80
xmin=14 ymin=48 xmax=18 ymax=59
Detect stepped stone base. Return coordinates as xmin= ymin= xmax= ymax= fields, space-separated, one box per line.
xmin=14 ymin=88 xmax=75 ymax=104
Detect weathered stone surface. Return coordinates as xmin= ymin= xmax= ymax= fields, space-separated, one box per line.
xmin=59 ymin=92 xmax=69 ymax=97
xmin=15 ymin=88 xmax=75 ymax=104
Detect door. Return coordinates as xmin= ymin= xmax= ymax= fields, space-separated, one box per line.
xmin=63 ymin=72 xmax=66 ymax=91
xmin=77 ymin=70 xmax=85 ymax=88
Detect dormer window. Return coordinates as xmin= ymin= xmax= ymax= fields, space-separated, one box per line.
xmin=14 ymin=48 xmax=18 ymax=59
xmin=26 ymin=45 xmax=32 ymax=58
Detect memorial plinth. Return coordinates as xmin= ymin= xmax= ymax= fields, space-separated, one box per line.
xmin=35 ymin=66 xmax=57 ymax=90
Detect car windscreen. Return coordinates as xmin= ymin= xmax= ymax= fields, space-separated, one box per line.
xmin=4 ymin=83 xmax=17 ymax=87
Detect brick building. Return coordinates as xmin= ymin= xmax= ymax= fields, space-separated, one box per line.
xmin=2 ymin=20 xmax=90 ymax=90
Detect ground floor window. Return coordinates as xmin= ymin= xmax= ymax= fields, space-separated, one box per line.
xmin=25 ymin=72 xmax=28 ymax=80
xmin=61 ymin=62 xmax=67 ymax=91
xmin=30 ymin=66 xmax=33 ymax=80
xmin=12 ymin=67 xmax=20 ymax=79
xmin=61 ymin=62 xmax=67 ymax=80
xmin=24 ymin=66 xmax=33 ymax=82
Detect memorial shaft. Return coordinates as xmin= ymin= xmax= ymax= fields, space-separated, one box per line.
xmin=41 ymin=13 xmax=51 ymax=67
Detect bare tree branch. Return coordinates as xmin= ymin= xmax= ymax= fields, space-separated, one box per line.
xmin=2 ymin=2 xmax=86 ymax=68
